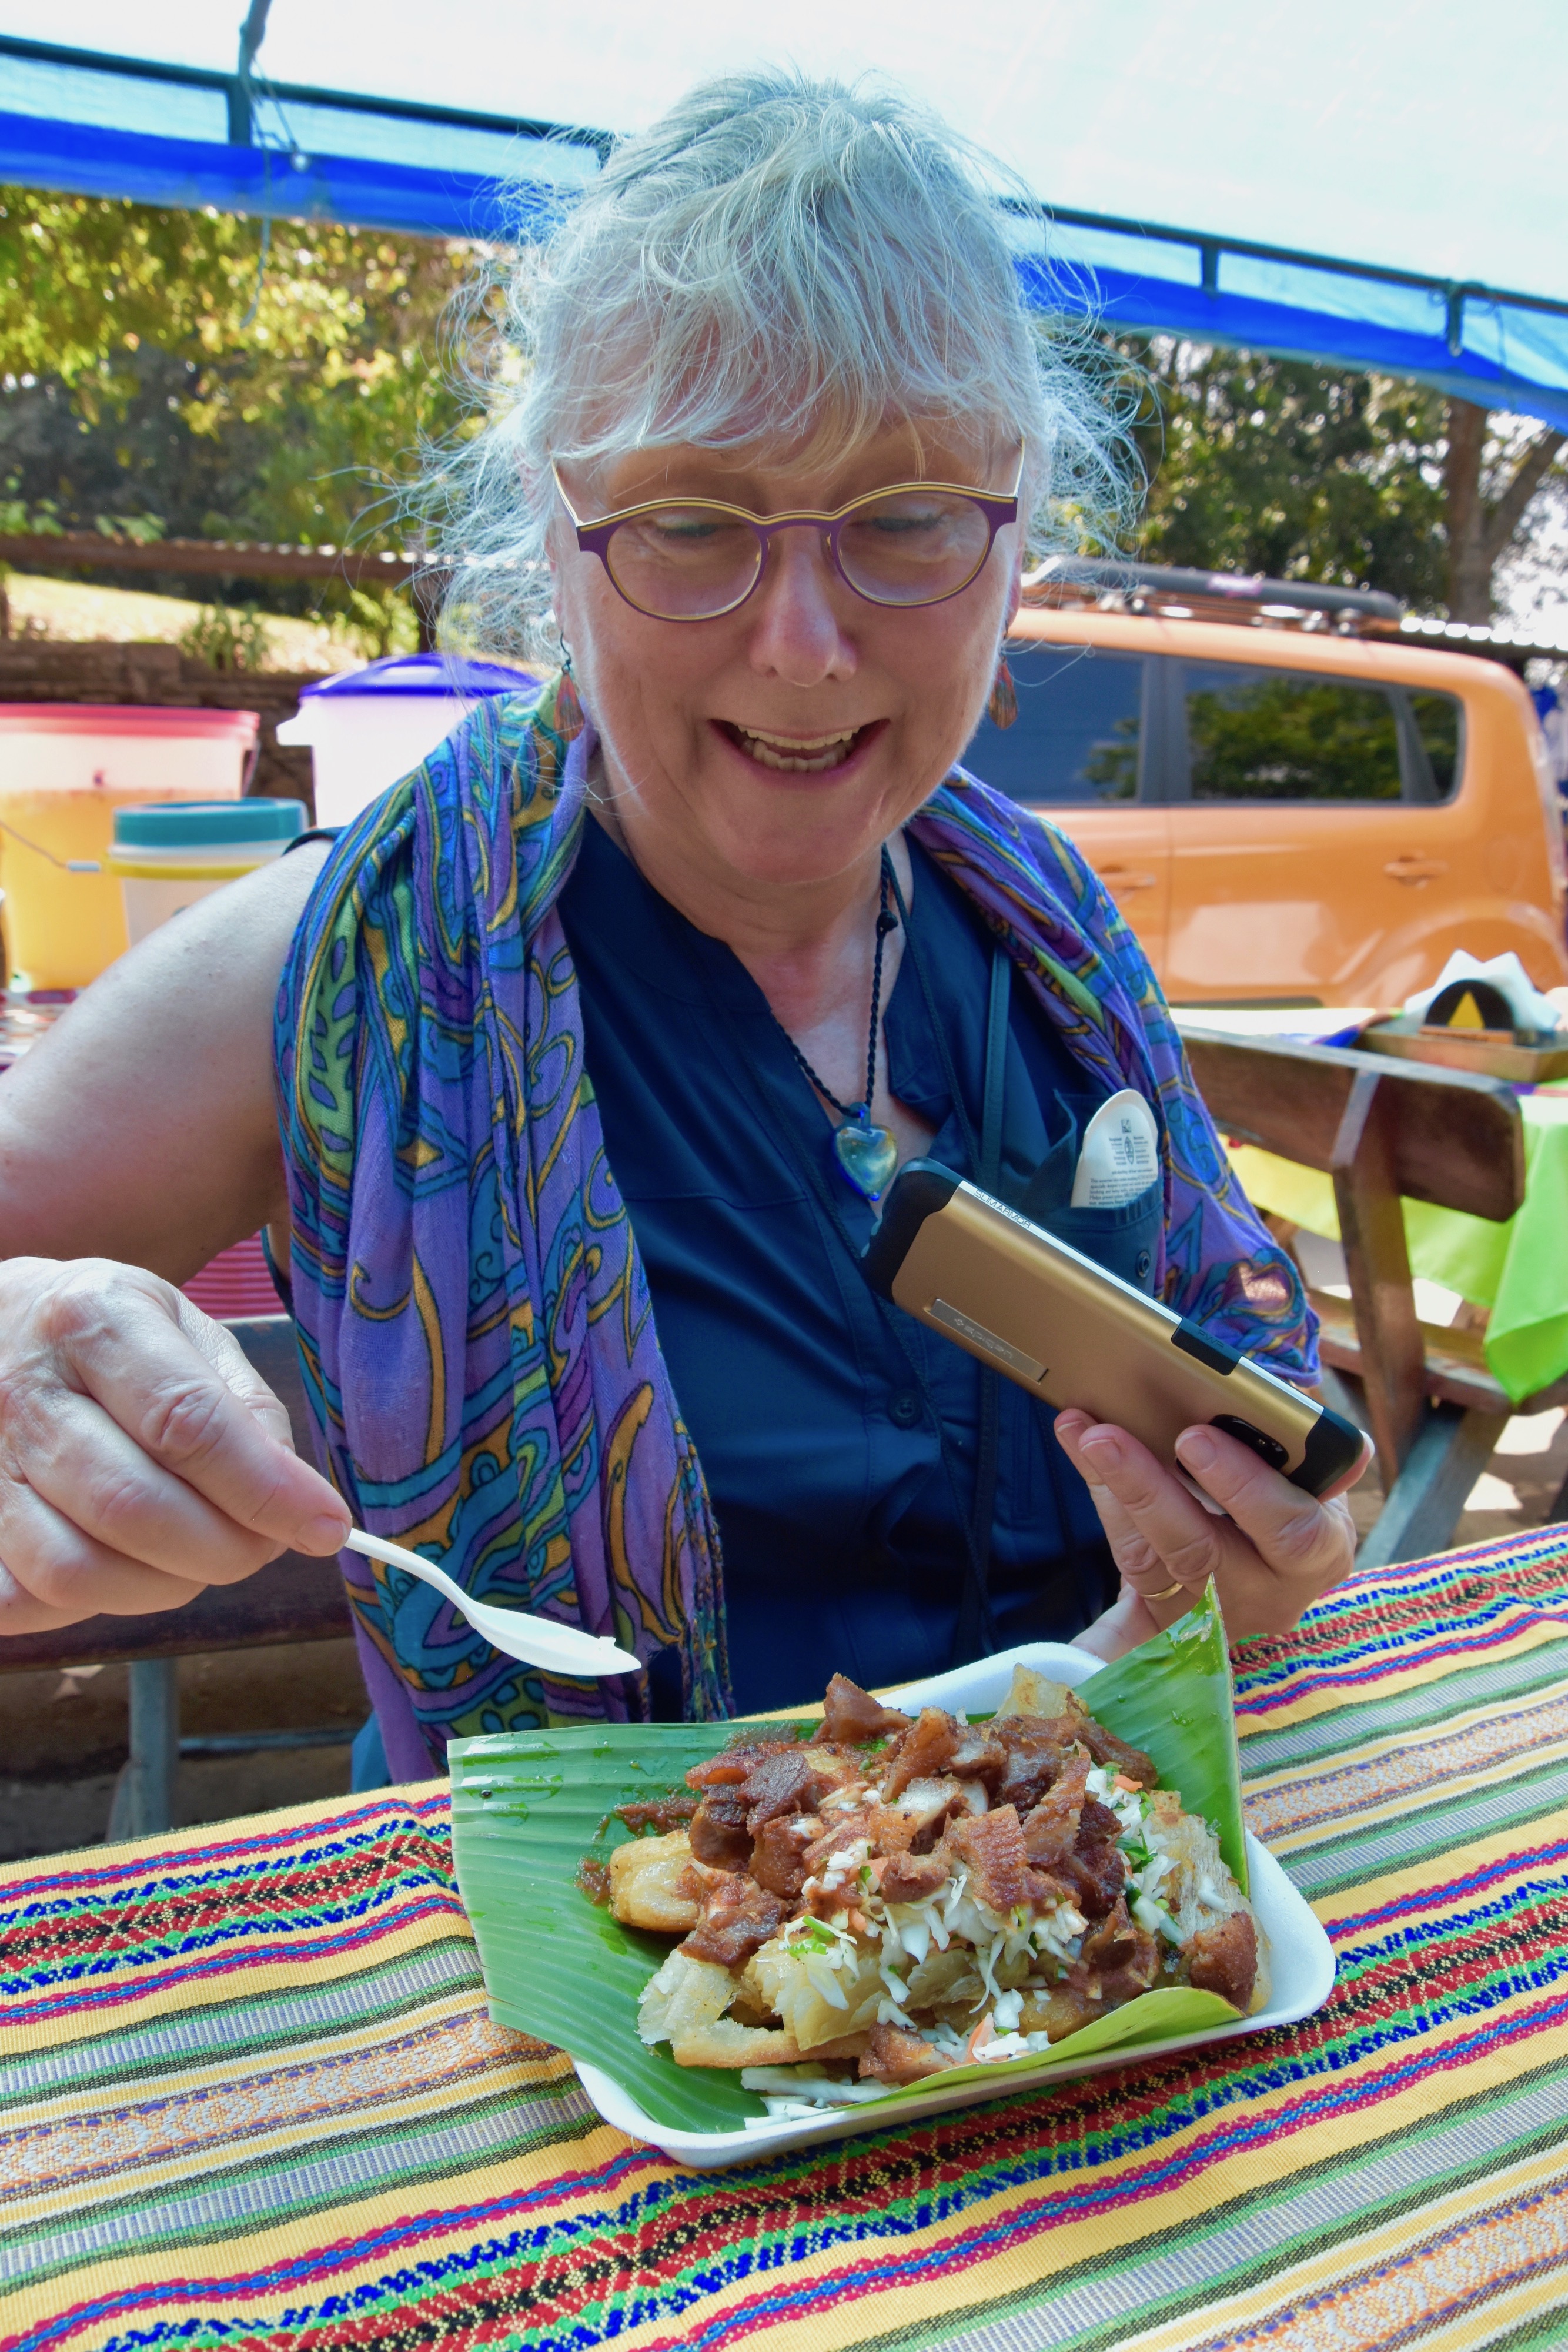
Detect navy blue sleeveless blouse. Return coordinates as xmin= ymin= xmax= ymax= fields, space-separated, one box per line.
xmin=558 ymin=817 xmax=1162 ymax=1713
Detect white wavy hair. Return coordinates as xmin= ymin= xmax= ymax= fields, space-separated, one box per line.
xmin=424 ymin=68 xmax=1134 ymax=657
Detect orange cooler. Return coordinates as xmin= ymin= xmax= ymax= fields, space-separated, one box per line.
xmin=0 ymin=706 xmax=259 ymax=986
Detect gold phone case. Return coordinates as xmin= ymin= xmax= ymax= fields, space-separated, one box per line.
xmin=861 ymin=1162 xmax=1360 ymax=1496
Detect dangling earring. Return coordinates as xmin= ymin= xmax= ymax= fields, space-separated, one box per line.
xmin=987 ymin=654 xmax=1018 ymax=731
xmin=550 ymin=626 xmax=586 ymax=739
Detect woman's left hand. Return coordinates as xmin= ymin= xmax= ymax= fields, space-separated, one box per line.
xmin=1055 ymin=1408 xmax=1372 ymax=1661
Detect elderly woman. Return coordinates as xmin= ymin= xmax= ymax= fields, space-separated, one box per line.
xmin=0 ymin=73 xmax=1363 ymax=1776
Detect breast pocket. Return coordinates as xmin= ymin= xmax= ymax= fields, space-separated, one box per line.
xmin=1041 ymin=1177 xmax=1162 ymax=1294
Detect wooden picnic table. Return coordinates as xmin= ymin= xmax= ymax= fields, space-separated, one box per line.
xmin=5 ymin=1519 xmax=1568 ymax=2351
xmin=1174 ymin=1005 xmax=1568 ymax=1409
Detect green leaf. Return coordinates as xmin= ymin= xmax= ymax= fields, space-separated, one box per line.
xmin=451 ymin=1725 xmax=794 ymax=2131
xmin=449 ymin=1602 xmax=1248 ymax=2137
xmin=868 ymin=1987 xmax=1242 ymax=2107
xmin=1079 ymin=1578 xmax=1248 ymax=1892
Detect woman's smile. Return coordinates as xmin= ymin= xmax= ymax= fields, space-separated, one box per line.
xmin=717 ymin=717 xmax=887 ymax=777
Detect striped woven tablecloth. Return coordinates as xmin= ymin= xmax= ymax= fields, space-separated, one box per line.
xmin=5 ymin=1524 xmax=1568 ymax=2352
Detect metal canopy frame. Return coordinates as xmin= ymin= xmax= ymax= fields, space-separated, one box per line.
xmin=1031 ymin=199 xmax=1568 ymax=369
xmin=0 ymin=29 xmax=610 ymax=164
xmin=2 ymin=32 xmax=1568 ymax=429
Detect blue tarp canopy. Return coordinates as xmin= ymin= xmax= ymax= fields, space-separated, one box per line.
xmin=3 ymin=2 xmax=1566 ymax=431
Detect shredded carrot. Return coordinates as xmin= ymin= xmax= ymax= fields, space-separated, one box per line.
xmin=966 ymin=2013 xmax=996 ymax=2062
xmin=1112 ymin=1773 xmax=1139 ymax=1792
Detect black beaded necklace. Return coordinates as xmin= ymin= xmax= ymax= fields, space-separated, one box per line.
xmin=771 ymin=845 xmax=901 ymax=1204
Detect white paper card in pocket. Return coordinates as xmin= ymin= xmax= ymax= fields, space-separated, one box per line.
xmin=1070 ymin=1088 xmax=1160 ymax=1209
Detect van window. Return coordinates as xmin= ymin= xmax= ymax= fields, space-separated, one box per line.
xmin=964 ymin=645 xmax=1144 ymax=804
xmin=1182 ymin=664 xmax=1403 ymax=801
xmin=1408 ymin=690 xmax=1463 ymax=801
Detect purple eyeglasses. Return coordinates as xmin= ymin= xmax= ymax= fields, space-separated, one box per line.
xmin=553 ymin=446 xmax=1025 ymax=622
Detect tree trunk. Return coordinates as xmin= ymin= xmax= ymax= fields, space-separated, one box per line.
xmin=1443 ymin=398 xmax=1566 ymax=623
xmin=1444 ymin=398 xmax=1492 ymax=622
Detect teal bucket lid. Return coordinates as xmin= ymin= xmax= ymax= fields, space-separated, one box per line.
xmin=112 ymin=799 xmax=308 ymax=848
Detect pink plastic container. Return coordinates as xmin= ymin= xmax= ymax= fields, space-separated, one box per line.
xmin=0 ymin=706 xmax=258 ymax=986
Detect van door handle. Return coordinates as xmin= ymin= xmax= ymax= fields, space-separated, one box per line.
xmin=1094 ymin=866 xmax=1158 ymax=891
xmin=1383 ymin=856 xmax=1447 ymax=883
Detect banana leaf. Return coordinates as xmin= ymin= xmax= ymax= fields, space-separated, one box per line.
xmin=453 ymin=1723 xmax=762 ymax=2131
xmin=1081 ymin=1577 xmax=1248 ymax=1892
xmin=449 ymin=1586 xmax=1249 ymax=2136
xmin=851 ymin=1984 xmax=1242 ymax=2109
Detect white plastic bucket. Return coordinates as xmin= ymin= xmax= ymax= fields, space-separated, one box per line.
xmin=275 ymin=653 xmax=541 ymax=830
xmin=107 ymin=799 xmax=309 ymax=946
xmin=0 ymin=705 xmax=258 ymax=986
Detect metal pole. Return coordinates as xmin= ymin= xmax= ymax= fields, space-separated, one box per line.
xmin=127 ymin=1659 xmax=179 ymax=1838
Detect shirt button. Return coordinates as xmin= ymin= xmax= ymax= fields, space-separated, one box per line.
xmin=1135 ymin=1248 xmax=1153 ymax=1284
xmin=888 ymin=1390 xmax=923 ymax=1428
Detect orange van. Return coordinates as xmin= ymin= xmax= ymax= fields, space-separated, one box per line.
xmin=965 ymin=572 xmax=1568 ymax=1008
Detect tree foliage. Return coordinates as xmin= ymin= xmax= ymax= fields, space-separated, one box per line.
xmin=1 ymin=191 xmax=1561 ymax=634
xmin=1112 ymin=337 xmax=1451 ymax=605
xmin=1109 ymin=336 xmax=1567 ymax=620
xmin=0 ymin=186 xmax=476 ymax=632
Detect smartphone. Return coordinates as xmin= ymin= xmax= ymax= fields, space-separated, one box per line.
xmin=861 ymin=1160 xmax=1362 ymax=1497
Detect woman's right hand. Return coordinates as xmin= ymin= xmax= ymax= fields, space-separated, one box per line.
xmin=0 ymin=1257 xmax=351 ymax=1636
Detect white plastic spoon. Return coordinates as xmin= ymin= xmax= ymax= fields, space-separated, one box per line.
xmin=346 ymin=1529 xmax=642 ymax=1679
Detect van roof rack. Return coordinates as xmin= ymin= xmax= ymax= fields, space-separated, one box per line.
xmin=1019 ymin=559 xmax=1568 ymax=671
xmin=1021 ymin=557 xmax=1402 ymax=632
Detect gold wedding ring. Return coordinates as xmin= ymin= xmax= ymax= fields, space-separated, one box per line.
xmin=1143 ymin=1579 xmax=1185 ymax=1602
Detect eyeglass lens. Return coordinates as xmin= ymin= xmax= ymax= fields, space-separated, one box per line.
xmin=603 ymin=488 xmax=997 ymax=620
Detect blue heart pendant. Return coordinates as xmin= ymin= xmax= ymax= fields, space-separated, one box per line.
xmin=833 ymin=1117 xmax=899 ymax=1204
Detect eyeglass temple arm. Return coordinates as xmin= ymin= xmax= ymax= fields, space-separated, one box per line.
xmin=551 ymin=465 xmax=589 ymax=536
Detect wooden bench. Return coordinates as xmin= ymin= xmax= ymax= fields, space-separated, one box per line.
xmin=1179 ymin=1028 xmax=1568 ymax=1566
xmin=0 ymin=1317 xmax=353 ymax=1839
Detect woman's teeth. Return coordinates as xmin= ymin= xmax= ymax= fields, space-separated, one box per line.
xmin=732 ymin=724 xmax=862 ymax=773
